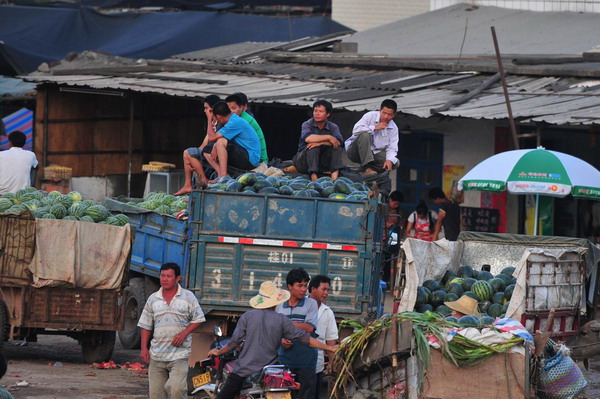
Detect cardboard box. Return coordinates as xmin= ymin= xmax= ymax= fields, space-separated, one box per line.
xmin=421 ymin=349 xmax=527 ymax=399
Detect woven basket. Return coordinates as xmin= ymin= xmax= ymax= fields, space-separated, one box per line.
xmin=44 ymin=165 xmax=72 ymax=181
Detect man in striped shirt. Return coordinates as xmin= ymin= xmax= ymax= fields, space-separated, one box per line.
xmin=138 ymin=263 xmax=205 ymax=399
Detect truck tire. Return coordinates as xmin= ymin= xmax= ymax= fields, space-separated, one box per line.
xmin=119 ymin=277 xmax=146 ymax=349
xmin=0 ymin=301 xmax=9 ymax=348
xmin=81 ymin=330 xmax=116 ymax=363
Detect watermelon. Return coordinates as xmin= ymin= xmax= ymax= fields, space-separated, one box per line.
xmin=155 ymin=205 xmax=171 ymax=214
xmin=495 ymin=273 xmax=513 ymax=286
xmin=463 ymin=291 xmax=480 ymax=301
xmin=477 ymin=271 xmax=494 ymax=281
xmin=225 ymin=180 xmax=243 ymax=192
xmin=458 ymin=265 xmax=474 ymax=278
xmin=320 ymin=186 xmax=335 ymax=198
xmin=333 ymin=180 xmax=353 ymax=195
xmin=472 ymin=269 xmax=479 ymax=279
xmin=47 ymin=190 xmax=62 ymax=199
xmin=289 ymin=181 xmax=306 ymax=191
xmin=472 ymin=280 xmax=493 ymax=301
xmin=478 ymin=300 xmax=492 ymax=313
xmin=0 ymin=198 xmax=12 ymax=212
xmin=458 ymin=315 xmax=479 ymax=326
xmin=447 ymin=283 xmax=464 ymax=297
xmin=487 ymin=303 xmax=503 ymax=318
xmin=7 ymin=204 xmax=27 ymax=213
xmin=489 ymin=278 xmax=506 ymax=293
xmin=50 ymin=204 xmax=68 ymax=219
xmin=306 ymin=182 xmax=323 ymax=192
xmin=441 ymin=270 xmax=458 ymax=285
xmin=68 ymin=202 xmax=89 ymax=217
xmin=23 ymin=200 xmax=41 ymax=211
xmin=316 ymin=176 xmax=332 ymax=184
xmin=85 ymin=205 xmax=110 ymax=222
xmin=502 ymin=301 xmax=510 ymax=314
xmin=435 ymin=305 xmax=452 ymax=316
xmin=430 ymin=290 xmax=447 ymax=307
xmin=479 ymin=316 xmax=496 ymax=326
xmin=32 ymin=190 xmax=45 ymax=200
xmin=422 ymin=280 xmax=441 ymax=293
xmin=63 ymin=215 xmax=78 ymax=221
xmin=328 ymin=193 xmax=348 ymax=200
xmin=237 ymin=173 xmax=257 ymax=186
xmin=40 ymin=213 xmax=56 ymax=219
xmin=114 ymin=214 xmax=130 ymax=225
xmin=504 ymin=284 xmax=515 ymax=300
xmin=492 ymin=292 xmax=506 ymax=305
xmin=501 ymin=266 xmax=516 ymax=277
xmin=278 ymin=185 xmax=294 ymax=196
xmin=444 ymin=293 xmax=459 ymax=303
xmin=461 ymin=278 xmax=477 ymax=292
xmin=446 ymin=316 xmax=459 ymax=323
xmin=304 ymin=189 xmax=320 ymax=198
xmin=416 ymin=287 xmax=431 ymax=306
xmin=80 ymin=215 xmax=95 ymax=223
xmin=160 ymin=195 xmax=177 ymax=206
xmin=106 ymin=216 xmax=122 ymax=226
xmin=254 ymin=179 xmax=273 ymax=191
xmin=448 ymin=277 xmax=464 ymax=287
xmin=259 ymin=187 xmax=280 ymax=195
xmin=415 ymin=304 xmax=433 ymax=313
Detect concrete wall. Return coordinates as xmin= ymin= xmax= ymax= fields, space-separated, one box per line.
xmin=332 ymin=0 xmax=429 ymax=32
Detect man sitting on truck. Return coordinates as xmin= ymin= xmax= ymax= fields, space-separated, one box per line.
xmin=208 ymin=281 xmax=337 ymax=399
xmin=202 ymin=101 xmax=261 ymax=181
xmin=138 ymin=263 xmax=205 ymax=399
xmin=276 ymin=268 xmax=320 ymax=399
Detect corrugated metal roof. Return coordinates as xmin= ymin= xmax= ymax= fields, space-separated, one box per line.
xmin=344 ymin=4 xmax=600 ymax=57
xmin=21 ymin=51 xmax=600 ymax=125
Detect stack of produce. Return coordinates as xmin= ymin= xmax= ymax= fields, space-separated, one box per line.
xmin=0 ymin=187 xmax=129 ymax=226
xmin=413 ymin=265 xmax=517 ymax=326
xmin=329 ymin=312 xmax=524 ymax=398
xmin=206 ymin=173 xmax=371 ymax=200
xmin=124 ymin=192 xmax=188 ymax=217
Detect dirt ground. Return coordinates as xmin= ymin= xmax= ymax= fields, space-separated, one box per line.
xmin=0 ymin=334 xmax=599 ymax=398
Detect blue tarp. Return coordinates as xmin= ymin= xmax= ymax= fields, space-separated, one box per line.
xmin=0 ymin=5 xmax=349 ymax=74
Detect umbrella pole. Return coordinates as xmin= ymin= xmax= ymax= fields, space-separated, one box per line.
xmin=533 ymin=194 xmax=539 ymax=235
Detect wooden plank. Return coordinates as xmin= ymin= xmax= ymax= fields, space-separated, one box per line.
xmin=421 ymin=350 xmax=526 ymax=399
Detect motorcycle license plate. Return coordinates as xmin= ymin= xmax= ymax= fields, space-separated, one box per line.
xmin=192 ymin=372 xmax=211 ymax=388
xmin=266 ymin=392 xmax=291 ymax=399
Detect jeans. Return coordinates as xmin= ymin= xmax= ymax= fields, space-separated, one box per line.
xmin=216 ymin=372 xmax=246 ymax=399
xmin=291 ymin=367 xmax=316 ymax=399
xmin=149 ymin=358 xmax=189 ymax=399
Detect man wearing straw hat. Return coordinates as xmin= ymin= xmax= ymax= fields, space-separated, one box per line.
xmin=444 ymin=295 xmax=481 ymax=318
xmin=208 ymin=281 xmax=338 ymax=399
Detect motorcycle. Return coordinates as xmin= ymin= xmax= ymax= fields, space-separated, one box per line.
xmin=190 ymin=326 xmax=299 ymax=399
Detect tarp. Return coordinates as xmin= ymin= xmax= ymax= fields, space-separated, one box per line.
xmin=1 ymin=108 xmax=33 ymax=151
xmin=28 ymin=218 xmax=131 ymax=289
xmin=0 ymin=5 xmax=350 ymax=74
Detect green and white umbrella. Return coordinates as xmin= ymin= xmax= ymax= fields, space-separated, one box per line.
xmin=458 ymin=147 xmax=600 ymax=234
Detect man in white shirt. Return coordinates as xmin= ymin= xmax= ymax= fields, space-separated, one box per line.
xmin=308 ymin=275 xmax=338 ymax=399
xmin=0 ymin=131 xmax=38 ymax=194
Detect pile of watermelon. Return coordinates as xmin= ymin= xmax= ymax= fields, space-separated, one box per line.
xmin=124 ymin=192 xmax=188 ymax=217
xmin=0 ymin=187 xmax=129 ymax=226
xmin=206 ymin=173 xmax=371 ymax=200
xmin=414 ymin=265 xmax=517 ymax=327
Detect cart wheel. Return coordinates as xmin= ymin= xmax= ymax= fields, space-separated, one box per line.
xmin=81 ymin=330 xmax=116 ymax=364
xmin=0 ymin=300 xmax=9 ymax=348
xmin=118 ymin=277 xmax=146 ymax=349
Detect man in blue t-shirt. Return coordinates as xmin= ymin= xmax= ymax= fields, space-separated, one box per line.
xmin=276 ymin=268 xmax=319 ymax=399
xmin=203 ymin=101 xmax=261 ymax=180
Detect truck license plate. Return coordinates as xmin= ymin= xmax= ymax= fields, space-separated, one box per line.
xmin=266 ymin=392 xmax=291 ymax=399
xmin=192 ymin=372 xmax=211 ymax=388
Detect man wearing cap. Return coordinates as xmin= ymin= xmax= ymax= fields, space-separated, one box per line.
xmin=444 ymin=295 xmax=480 ymax=318
xmin=208 ymin=281 xmax=337 ymax=399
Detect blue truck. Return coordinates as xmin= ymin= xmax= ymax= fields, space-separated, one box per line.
xmin=106 ymin=190 xmax=385 ymax=357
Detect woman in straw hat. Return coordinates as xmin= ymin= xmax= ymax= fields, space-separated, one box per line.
xmin=444 ymin=295 xmax=481 ymax=318
xmin=208 ymin=281 xmax=338 ymax=399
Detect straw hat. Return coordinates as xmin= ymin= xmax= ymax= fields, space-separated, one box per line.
xmin=444 ymin=295 xmax=481 ymax=317
xmin=249 ymin=281 xmax=290 ymax=309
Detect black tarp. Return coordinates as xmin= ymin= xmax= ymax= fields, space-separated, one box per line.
xmin=0 ymin=5 xmax=348 ymax=74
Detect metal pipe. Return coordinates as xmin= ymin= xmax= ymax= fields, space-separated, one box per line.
xmin=491 ymin=26 xmax=520 ymax=150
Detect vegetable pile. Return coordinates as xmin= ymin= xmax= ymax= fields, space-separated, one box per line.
xmin=123 ymin=192 xmax=189 ymax=217
xmin=330 ymin=312 xmax=524 ymax=399
xmin=414 ymin=265 xmax=517 ymax=326
xmin=206 ymin=173 xmax=372 ymax=200
xmin=0 ymin=187 xmax=129 ymax=226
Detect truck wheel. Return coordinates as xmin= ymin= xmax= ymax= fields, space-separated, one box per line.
xmin=119 ymin=277 xmax=145 ymax=349
xmin=81 ymin=330 xmax=116 ymax=363
xmin=0 ymin=301 xmax=9 ymax=348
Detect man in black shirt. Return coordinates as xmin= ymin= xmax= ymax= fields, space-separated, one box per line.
xmin=429 ymin=187 xmax=461 ymax=241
